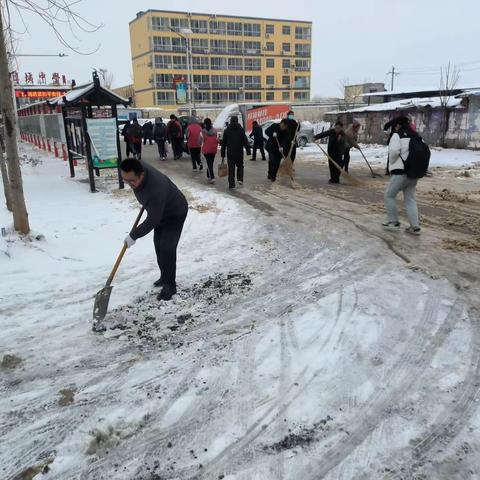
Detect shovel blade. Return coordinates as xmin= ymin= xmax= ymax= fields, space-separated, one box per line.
xmin=93 ymin=286 xmax=113 ymax=321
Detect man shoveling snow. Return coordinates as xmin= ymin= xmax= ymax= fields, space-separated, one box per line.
xmin=121 ymin=159 xmax=188 ymax=300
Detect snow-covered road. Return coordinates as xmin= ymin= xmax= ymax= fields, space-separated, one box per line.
xmin=1 ymin=145 xmax=480 ymax=479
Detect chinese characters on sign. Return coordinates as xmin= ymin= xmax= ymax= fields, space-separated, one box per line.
xmin=15 ymin=90 xmax=67 ymax=98
xmin=11 ymin=71 xmax=68 ymax=86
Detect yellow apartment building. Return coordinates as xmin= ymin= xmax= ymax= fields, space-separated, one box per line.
xmin=129 ymin=10 xmax=312 ymax=109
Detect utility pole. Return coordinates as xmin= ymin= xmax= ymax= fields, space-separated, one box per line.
xmin=386 ymin=66 xmax=399 ymax=91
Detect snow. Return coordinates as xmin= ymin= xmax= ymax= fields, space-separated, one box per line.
xmin=1 ymin=142 xmax=480 ymax=478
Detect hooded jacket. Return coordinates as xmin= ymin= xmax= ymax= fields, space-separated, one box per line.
xmin=388 ymin=127 xmax=412 ymax=173
xmin=220 ymin=120 xmax=251 ymax=159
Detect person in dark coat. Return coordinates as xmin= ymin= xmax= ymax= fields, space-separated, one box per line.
xmin=167 ymin=114 xmax=184 ymax=160
xmin=125 ymin=119 xmax=143 ymax=160
xmin=265 ymin=119 xmax=288 ymax=182
xmin=153 ymin=118 xmax=167 ymax=160
xmin=220 ymin=116 xmax=251 ymax=189
xmin=249 ymin=120 xmax=266 ymax=161
xmin=283 ymin=110 xmax=299 ymax=163
xmin=121 ymin=158 xmax=189 ymax=301
xmin=121 ymin=122 xmax=132 ymax=158
xmin=314 ymin=121 xmax=346 ymax=184
xmin=142 ymin=121 xmax=154 ymax=145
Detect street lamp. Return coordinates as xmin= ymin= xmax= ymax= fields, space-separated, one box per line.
xmin=169 ymin=27 xmax=194 ymax=116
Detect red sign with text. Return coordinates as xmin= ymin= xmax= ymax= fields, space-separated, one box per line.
xmin=246 ymin=104 xmax=291 ymax=131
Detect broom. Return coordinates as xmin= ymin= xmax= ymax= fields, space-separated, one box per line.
xmin=315 ymin=142 xmax=363 ymax=186
xmin=358 ymin=147 xmax=382 ymax=178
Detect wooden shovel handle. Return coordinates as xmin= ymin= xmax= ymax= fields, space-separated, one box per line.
xmin=105 ymin=207 xmax=145 ymax=287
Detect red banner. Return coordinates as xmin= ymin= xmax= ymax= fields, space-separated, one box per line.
xmin=246 ymin=104 xmax=291 ymax=131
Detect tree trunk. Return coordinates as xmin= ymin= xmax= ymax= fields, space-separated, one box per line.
xmin=0 ymin=146 xmax=12 ymax=211
xmin=0 ymin=9 xmax=29 ymax=233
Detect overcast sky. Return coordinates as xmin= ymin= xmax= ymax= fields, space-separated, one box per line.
xmin=9 ymin=0 xmax=480 ymax=97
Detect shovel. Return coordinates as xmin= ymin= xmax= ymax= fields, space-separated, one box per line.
xmin=358 ymin=147 xmax=382 ymax=178
xmin=93 ymin=207 xmax=145 ymax=322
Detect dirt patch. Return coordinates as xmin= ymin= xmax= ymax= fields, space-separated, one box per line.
xmin=58 ymin=387 xmax=76 ymax=406
xmin=427 ymin=188 xmax=470 ymax=203
xmin=189 ymin=201 xmax=221 ymax=214
xmin=442 ymin=237 xmax=480 ymax=252
xmin=1 ymin=353 xmax=23 ymax=369
xmin=263 ymin=416 xmax=333 ymax=453
xmin=13 ymin=456 xmax=54 ymax=480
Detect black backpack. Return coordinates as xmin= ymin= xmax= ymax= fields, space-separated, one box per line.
xmin=401 ymin=134 xmax=431 ymax=179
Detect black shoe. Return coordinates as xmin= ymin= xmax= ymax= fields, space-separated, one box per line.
xmin=262 ymin=158 xmax=266 ymax=161
xmin=153 ymin=278 xmax=164 ymax=287
xmin=250 ymin=158 xmax=256 ymax=161
xmin=199 ymin=163 xmax=203 ymax=171
xmin=329 ymin=179 xmax=339 ymax=184
xmin=267 ymin=173 xmax=272 ymax=179
xmin=157 ymin=285 xmax=177 ymax=301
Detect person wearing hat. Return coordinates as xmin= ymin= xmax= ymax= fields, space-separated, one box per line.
xmin=343 ymin=119 xmax=361 ymax=172
xmin=383 ymin=116 xmax=421 ymax=235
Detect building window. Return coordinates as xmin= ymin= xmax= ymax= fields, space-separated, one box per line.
xmin=228 ymin=58 xmax=243 ymax=70
xmin=227 ymin=40 xmax=243 ymax=54
xmin=294 ymin=91 xmax=309 ymax=100
xmin=194 ymin=91 xmax=211 ymax=103
xmin=170 ymin=18 xmax=189 ymax=32
xmin=282 ymin=43 xmax=291 ymax=52
xmin=295 ymin=44 xmax=311 ymax=57
xmin=151 ymin=17 xmax=169 ymax=31
xmin=172 ymin=55 xmax=187 ymax=69
xmin=172 ymin=37 xmax=186 ymax=52
xmin=265 ymin=42 xmax=274 ymax=52
xmin=245 ymin=91 xmax=261 ymax=101
xmin=155 ymin=73 xmax=173 ymax=88
xmin=243 ymin=23 xmax=261 ymax=37
xmin=282 ymin=25 xmax=291 ymax=35
xmin=227 ymin=22 xmax=243 ymax=36
xmin=244 ymin=41 xmax=261 ymax=55
xmin=282 ymin=76 xmax=290 ymax=86
xmin=244 ymin=58 xmax=261 ymax=71
xmin=210 ymin=39 xmax=227 ymax=54
xmin=266 ymin=24 xmax=274 ymax=34
xmin=156 ymin=91 xmax=174 ymax=105
xmin=266 ymin=92 xmax=274 ymax=101
xmin=212 ymin=92 xmax=229 ymax=103
xmin=282 ymin=91 xmax=290 ymax=101
xmin=190 ymin=19 xmax=208 ymax=34
xmin=210 ymin=21 xmax=226 ymax=35
xmin=266 ymin=58 xmax=275 ymax=68
xmin=154 ymin=54 xmax=172 ymax=69
xmin=228 ymin=75 xmax=243 ymax=88
xmin=153 ymin=36 xmax=171 ymax=52
xmin=211 ymin=57 xmax=228 ymax=70
xmin=193 ymin=74 xmax=210 ymax=89
xmin=266 ymin=75 xmax=275 ymax=85
xmin=295 ymin=59 xmax=310 ymax=71
xmin=295 ymin=26 xmax=312 ymax=39
xmin=229 ymin=91 xmax=241 ymax=102
xmin=211 ymin=75 xmax=229 ymax=89
xmin=192 ymin=56 xmax=209 ymax=70
xmin=245 ymin=75 xmax=261 ymax=89
xmin=191 ymin=38 xmax=209 ymax=53
xmin=282 ymin=59 xmax=291 ymax=69
xmin=294 ymin=76 xmax=310 ymax=88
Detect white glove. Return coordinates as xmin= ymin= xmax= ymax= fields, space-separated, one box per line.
xmin=124 ymin=235 xmax=136 ymax=248
xmin=273 ymin=132 xmax=277 ymax=137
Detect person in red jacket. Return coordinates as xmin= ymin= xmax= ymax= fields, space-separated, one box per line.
xmin=201 ymin=118 xmax=219 ymax=184
xmin=186 ymin=117 xmax=203 ymax=171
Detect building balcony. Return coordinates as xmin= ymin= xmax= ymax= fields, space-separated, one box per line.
xmin=245 ymin=84 xmax=261 ymax=90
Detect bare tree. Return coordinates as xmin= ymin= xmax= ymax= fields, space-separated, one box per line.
xmin=98 ymin=68 xmax=114 ymax=89
xmin=0 ymin=1 xmax=101 ymax=234
xmin=438 ymin=62 xmax=460 ymax=147
xmin=0 ymin=129 xmax=13 ymax=211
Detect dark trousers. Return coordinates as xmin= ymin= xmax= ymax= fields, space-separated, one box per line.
xmin=328 ymin=154 xmax=343 ymax=183
xmin=204 ymin=153 xmax=216 ymax=179
xmin=130 ymin=142 xmax=142 ymax=159
xmin=190 ymin=147 xmax=202 ymax=169
xmin=124 ymin=141 xmax=132 ymax=158
xmin=153 ymin=211 xmax=188 ymax=288
xmin=282 ymin=144 xmax=297 ymax=163
xmin=343 ymin=148 xmax=351 ymax=172
xmin=267 ymin=148 xmax=282 ymax=180
xmin=156 ymin=139 xmax=166 ymax=158
xmin=252 ymin=142 xmax=266 ymax=160
xmin=143 ymin=136 xmax=153 ymax=145
xmin=171 ymin=138 xmax=183 ymax=159
xmin=228 ymin=156 xmax=244 ymax=188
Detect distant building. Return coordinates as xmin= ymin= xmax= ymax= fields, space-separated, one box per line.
xmin=129 ymin=10 xmax=312 ymax=108
xmin=112 ymin=84 xmax=136 ymax=106
xmin=344 ymin=82 xmax=386 ymax=105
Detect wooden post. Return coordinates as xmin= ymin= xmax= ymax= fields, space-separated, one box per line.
xmin=61 ymin=106 xmax=75 ymax=177
xmin=81 ymin=104 xmax=96 ymax=193
xmin=111 ymin=104 xmax=124 ymax=190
